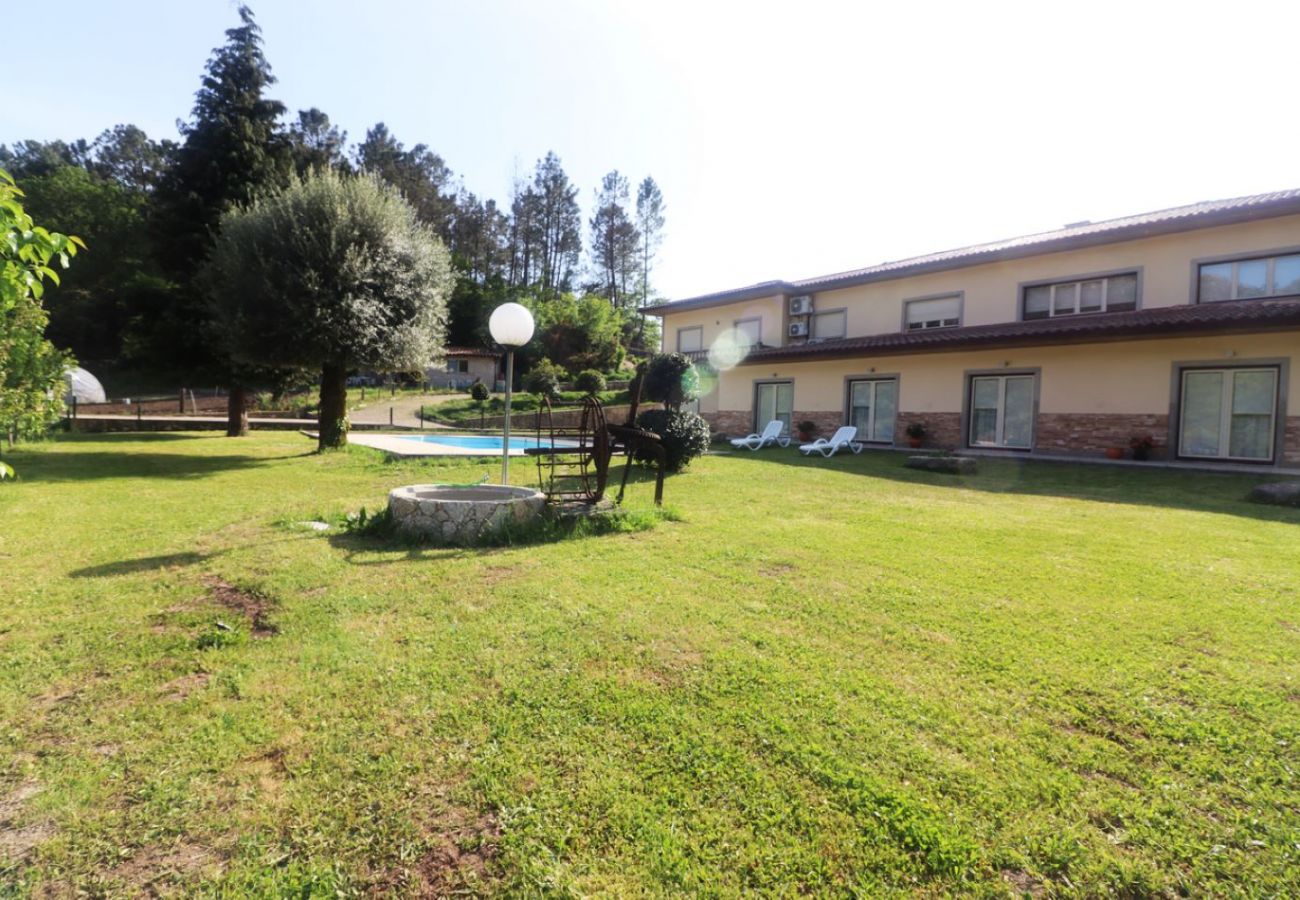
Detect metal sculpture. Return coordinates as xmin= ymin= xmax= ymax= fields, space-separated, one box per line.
xmin=526 ymin=372 xmax=667 ymax=505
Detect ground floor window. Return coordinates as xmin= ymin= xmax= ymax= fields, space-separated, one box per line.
xmin=1178 ymin=367 xmax=1279 ymax=462
xmin=846 ymin=378 xmax=897 ymax=443
xmin=754 ymin=381 xmax=793 ymax=432
xmin=968 ymin=374 xmax=1035 ymax=449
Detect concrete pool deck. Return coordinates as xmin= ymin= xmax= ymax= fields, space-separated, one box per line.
xmin=344 ymin=432 xmax=563 ymax=457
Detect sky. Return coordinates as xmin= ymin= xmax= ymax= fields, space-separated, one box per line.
xmin=7 ymin=0 xmax=1300 ymax=302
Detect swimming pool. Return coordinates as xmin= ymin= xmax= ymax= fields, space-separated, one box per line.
xmin=398 ymin=435 xmax=578 ymax=452
xmin=345 ymin=432 xmax=581 ymax=458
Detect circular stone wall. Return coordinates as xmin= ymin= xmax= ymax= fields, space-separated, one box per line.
xmin=388 ymin=484 xmax=545 ymax=544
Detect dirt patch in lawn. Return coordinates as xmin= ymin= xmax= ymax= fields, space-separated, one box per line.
xmin=1001 ymin=868 xmax=1045 ymax=896
xmin=372 ymin=801 xmax=501 ymax=896
xmin=411 ymin=810 xmax=501 ymax=896
xmin=202 ymin=575 xmax=278 ymax=636
xmin=107 ymin=842 xmax=222 ymax=890
xmin=0 ymin=780 xmax=53 ymax=860
xmin=159 ymin=672 xmax=210 ymax=701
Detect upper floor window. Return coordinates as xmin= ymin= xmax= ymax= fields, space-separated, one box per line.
xmin=811 ymin=309 xmax=847 ymax=340
xmin=905 ymin=294 xmax=961 ymax=331
xmin=677 ymin=326 xmax=703 ymax=353
xmin=1198 ymin=253 xmax=1300 ymax=302
xmin=734 ymin=317 xmax=762 ymax=348
xmin=1022 ymin=272 xmax=1137 ymax=320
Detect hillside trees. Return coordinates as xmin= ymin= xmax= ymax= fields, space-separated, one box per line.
xmin=3 ymin=4 xmax=668 ymax=396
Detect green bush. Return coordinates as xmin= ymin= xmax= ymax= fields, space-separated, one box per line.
xmin=469 ymin=380 xmax=490 ymax=402
xmin=523 ymin=358 xmax=567 ymax=398
xmin=574 ymin=369 xmax=607 ymax=396
xmin=635 ymin=408 xmax=711 ymax=473
xmin=642 ymin=353 xmax=700 ymax=410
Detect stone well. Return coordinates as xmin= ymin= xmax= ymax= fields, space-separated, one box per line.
xmin=388 ymin=484 xmax=546 ymax=544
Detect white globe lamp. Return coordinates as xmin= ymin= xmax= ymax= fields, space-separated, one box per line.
xmin=488 ymin=302 xmax=536 ymax=484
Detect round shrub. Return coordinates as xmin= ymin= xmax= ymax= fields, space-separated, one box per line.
xmin=641 ymin=353 xmax=699 ymax=409
xmin=470 ymin=380 xmax=490 ymax=402
xmin=574 ymin=369 xmax=607 ymax=396
xmin=523 ymin=358 xmax=567 ymax=398
xmin=635 ymin=408 xmax=711 ymax=473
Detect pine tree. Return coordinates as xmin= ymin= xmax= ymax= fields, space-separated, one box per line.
xmin=354 ymin=123 xmax=456 ymax=239
xmin=635 ymin=176 xmax=666 ymax=307
xmin=589 ymin=170 xmax=641 ymax=307
xmin=154 ymin=5 xmax=289 ymax=277
xmin=531 ymin=152 xmax=581 ymax=299
xmin=287 ymin=109 xmax=349 ymax=175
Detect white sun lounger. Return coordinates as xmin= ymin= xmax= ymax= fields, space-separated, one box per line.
xmin=729 ymin=420 xmax=790 ymax=451
xmin=800 ymin=425 xmax=864 ymax=457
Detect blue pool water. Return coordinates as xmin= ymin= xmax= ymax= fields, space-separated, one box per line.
xmin=398 ymin=434 xmax=576 ymax=452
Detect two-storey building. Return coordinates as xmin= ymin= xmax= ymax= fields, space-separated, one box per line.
xmin=645 ymin=190 xmax=1300 ymax=467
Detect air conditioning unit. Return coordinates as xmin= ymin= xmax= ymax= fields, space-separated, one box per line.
xmin=789 ymin=295 xmax=814 ymax=316
xmin=788 ymin=321 xmax=809 ymax=337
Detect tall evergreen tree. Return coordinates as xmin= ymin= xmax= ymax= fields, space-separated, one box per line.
xmin=589 ymin=170 xmax=641 ymax=307
xmin=531 ymin=152 xmax=581 ymax=299
xmin=150 ymin=4 xmax=291 ymax=433
xmin=154 ymin=5 xmax=289 ymax=278
xmin=635 ymin=176 xmax=666 ymax=307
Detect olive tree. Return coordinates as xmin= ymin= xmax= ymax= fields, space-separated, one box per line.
xmin=203 ymin=170 xmax=452 ymax=449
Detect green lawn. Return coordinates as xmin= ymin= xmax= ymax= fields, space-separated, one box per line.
xmin=1 ymin=433 xmax=1298 ymax=896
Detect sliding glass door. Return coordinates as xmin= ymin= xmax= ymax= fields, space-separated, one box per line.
xmin=754 ymin=381 xmax=793 ymax=433
xmin=1179 ymin=367 xmax=1278 ymax=462
xmin=969 ymin=374 xmax=1035 ymax=449
xmin=847 ymin=379 xmax=897 ymax=443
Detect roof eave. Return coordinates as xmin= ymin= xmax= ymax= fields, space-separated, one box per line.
xmin=736 ymin=318 xmax=1300 ymax=365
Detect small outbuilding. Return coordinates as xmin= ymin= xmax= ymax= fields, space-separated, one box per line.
xmin=426 ymin=347 xmax=499 ymax=390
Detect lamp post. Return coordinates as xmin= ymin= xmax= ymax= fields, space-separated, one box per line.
xmin=488 ymin=302 xmax=535 ymax=485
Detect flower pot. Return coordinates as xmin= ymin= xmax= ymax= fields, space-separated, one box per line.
xmin=1131 ymin=446 xmax=1151 ymax=461
xmin=908 ymin=438 xmax=924 ymax=449
xmin=797 ymin=431 xmax=814 ymax=443
xmin=1105 ymin=447 xmax=1124 ymax=460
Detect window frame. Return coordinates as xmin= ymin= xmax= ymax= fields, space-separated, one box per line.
xmin=676 ymin=325 xmax=704 ymax=353
xmin=1168 ymin=358 xmax=1289 ymax=465
xmin=960 ymin=368 xmax=1041 ymax=451
xmin=1018 ymin=267 xmax=1143 ymax=321
xmin=842 ymin=374 xmax=900 ymax=444
xmin=733 ymin=316 xmax=763 ymax=349
xmin=1190 ymin=246 xmax=1300 ymax=304
xmin=753 ymin=379 xmax=794 ymax=433
xmin=902 ymin=292 xmax=964 ymax=332
xmin=810 ymin=307 xmax=847 ymax=341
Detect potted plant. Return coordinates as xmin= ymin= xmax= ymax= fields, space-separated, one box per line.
xmin=1129 ymin=434 xmax=1156 ymax=461
xmin=905 ymin=422 xmax=926 ymax=449
xmin=796 ymin=419 xmax=817 ymax=442
xmin=1104 ymin=446 xmax=1125 ymax=460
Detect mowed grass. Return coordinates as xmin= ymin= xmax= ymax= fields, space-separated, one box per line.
xmin=1 ymin=432 xmax=1298 ymax=896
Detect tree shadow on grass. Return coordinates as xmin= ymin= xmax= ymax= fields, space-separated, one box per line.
xmin=2 ymin=450 xmax=311 ymax=483
xmin=719 ymin=447 xmax=1300 ymax=523
xmin=69 ymin=551 xmax=212 ymax=578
